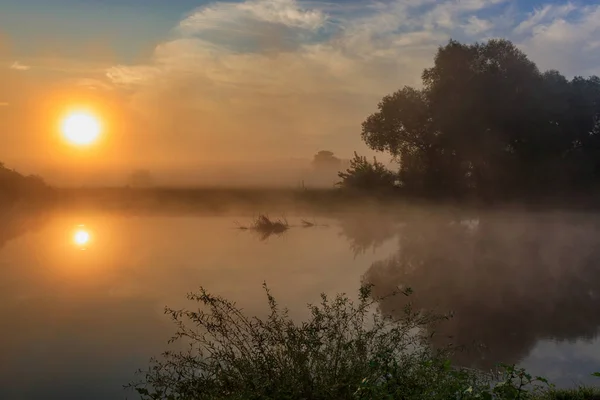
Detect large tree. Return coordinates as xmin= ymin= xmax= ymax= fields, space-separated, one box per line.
xmin=361 ymin=39 xmax=600 ymax=199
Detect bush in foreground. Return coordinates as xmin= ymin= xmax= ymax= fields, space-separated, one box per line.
xmin=129 ymin=284 xmax=587 ymax=400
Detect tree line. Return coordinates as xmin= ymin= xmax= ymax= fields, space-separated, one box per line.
xmin=339 ymin=39 xmax=600 ymax=201
xmin=0 ymin=163 xmax=50 ymax=206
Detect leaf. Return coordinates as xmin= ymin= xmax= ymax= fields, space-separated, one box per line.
xmin=592 ymin=372 xmax=600 ymax=377
xmin=443 ymin=359 xmax=452 ymax=371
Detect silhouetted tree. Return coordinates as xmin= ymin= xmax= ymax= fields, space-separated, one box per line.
xmin=359 ymin=39 xmax=600 ymax=200
xmin=312 ymin=150 xmax=342 ymax=170
xmin=337 ymin=152 xmax=396 ymax=192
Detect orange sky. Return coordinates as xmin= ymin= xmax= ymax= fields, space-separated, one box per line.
xmin=1 ymin=0 xmax=599 ymax=186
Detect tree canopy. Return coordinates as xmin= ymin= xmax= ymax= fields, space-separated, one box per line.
xmin=359 ymin=39 xmax=600 ymax=200
xmin=337 ymin=152 xmax=397 ymax=192
xmin=312 ymin=150 xmax=342 ymax=170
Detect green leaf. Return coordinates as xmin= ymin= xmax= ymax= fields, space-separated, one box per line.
xmin=481 ymin=392 xmax=493 ymax=400
xmin=443 ymin=359 xmax=452 ymax=371
xmin=592 ymin=372 xmax=600 ymax=378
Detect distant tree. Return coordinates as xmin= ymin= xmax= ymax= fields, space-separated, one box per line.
xmin=337 ymin=152 xmax=397 ymax=192
xmin=360 ymin=39 xmax=600 ymax=199
xmin=312 ymin=150 xmax=342 ymax=170
xmin=129 ymin=169 xmax=154 ymax=188
xmin=0 ymin=162 xmax=50 ymax=206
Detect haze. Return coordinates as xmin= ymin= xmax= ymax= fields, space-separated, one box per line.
xmin=2 ymin=0 xmax=599 ymax=186
xmin=4 ymin=1 xmax=600 ymax=398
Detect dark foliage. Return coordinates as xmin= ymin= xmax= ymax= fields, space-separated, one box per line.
xmin=312 ymin=150 xmax=342 ymax=171
xmin=356 ymin=39 xmax=600 ymax=200
xmin=129 ymin=284 xmax=556 ymax=400
xmin=0 ymin=162 xmax=51 ymax=207
xmin=337 ymin=152 xmax=397 ymax=192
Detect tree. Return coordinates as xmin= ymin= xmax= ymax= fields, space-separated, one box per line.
xmin=312 ymin=150 xmax=342 ymax=170
xmin=361 ymin=39 xmax=600 ymax=199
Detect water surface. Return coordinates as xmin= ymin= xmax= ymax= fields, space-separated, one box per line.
xmin=1 ymin=208 xmax=599 ymax=399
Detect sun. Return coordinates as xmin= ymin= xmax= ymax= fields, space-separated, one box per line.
xmin=74 ymin=230 xmax=90 ymax=245
xmin=61 ymin=111 xmax=101 ymax=146
xmin=72 ymin=226 xmax=92 ymax=248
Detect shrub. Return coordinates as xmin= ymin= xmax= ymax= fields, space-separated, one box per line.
xmin=129 ymin=284 xmax=551 ymax=400
xmin=337 ymin=152 xmax=398 ymax=193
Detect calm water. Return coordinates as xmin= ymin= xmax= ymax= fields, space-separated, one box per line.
xmin=1 ymin=208 xmax=600 ymax=399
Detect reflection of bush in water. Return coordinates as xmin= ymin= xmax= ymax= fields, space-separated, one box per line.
xmin=362 ymin=211 xmax=600 ymax=369
xmin=0 ymin=163 xmax=52 ymax=250
xmin=338 ymin=213 xmax=398 ymax=257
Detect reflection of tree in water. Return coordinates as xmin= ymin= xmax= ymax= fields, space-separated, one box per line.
xmin=360 ymin=211 xmax=600 ymax=369
xmin=337 ymin=212 xmax=398 ymax=257
xmin=0 ymin=163 xmax=52 ymax=250
xmin=0 ymin=210 xmax=48 ymax=250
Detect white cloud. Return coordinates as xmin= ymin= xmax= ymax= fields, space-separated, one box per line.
xmin=9 ymin=61 xmax=30 ymax=71
xmin=107 ymin=0 xmax=509 ymax=91
xmin=180 ymin=0 xmax=326 ymax=33
xmin=514 ymin=2 xmax=577 ymax=34
xmin=103 ymin=0 xmax=600 ymax=160
xmin=422 ymin=0 xmax=507 ymax=30
xmin=106 ymin=0 xmax=523 ymax=91
xmin=463 ymin=16 xmax=493 ymax=35
xmin=519 ymin=4 xmax=600 ymax=76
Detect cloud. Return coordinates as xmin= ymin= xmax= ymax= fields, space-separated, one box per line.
xmin=9 ymin=61 xmax=30 ymax=71
xmin=179 ymin=0 xmax=327 ymax=33
xmin=100 ymin=0 xmax=600 ymax=165
xmin=105 ymin=65 xmax=161 ymax=86
xmin=514 ymin=2 xmax=577 ymax=34
xmin=463 ymin=16 xmax=493 ymax=35
xmin=421 ymin=0 xmax=506 ymax=30
xmin=0 ymin=102 xmax=8 ymax=107
xmin=519 ymin=3 xmax=600 ymax=76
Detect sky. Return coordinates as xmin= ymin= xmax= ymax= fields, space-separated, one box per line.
xmin=1 ymin=0 xmax=600 ymax=185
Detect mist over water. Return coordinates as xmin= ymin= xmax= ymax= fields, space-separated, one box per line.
xmin=1 ymin=199 xmax=600 ymax=399
xmin=363 ymin=209 xmax=600 ymax=381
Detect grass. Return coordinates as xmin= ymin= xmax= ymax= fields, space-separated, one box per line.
xmin=539 ymin=388 xmax=600 ymax=400
xmin=127 ymin=284 xmax=600 ymax=400
xmin=301 ymin=219 xmax=315 ymax=227
xmin=237 ymin=215 xmax=326 ymax=240
xmin=252 ymin=214 xmax=289 ymax=234
xmin=236 ymin=214 xmax=290 ymax=240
